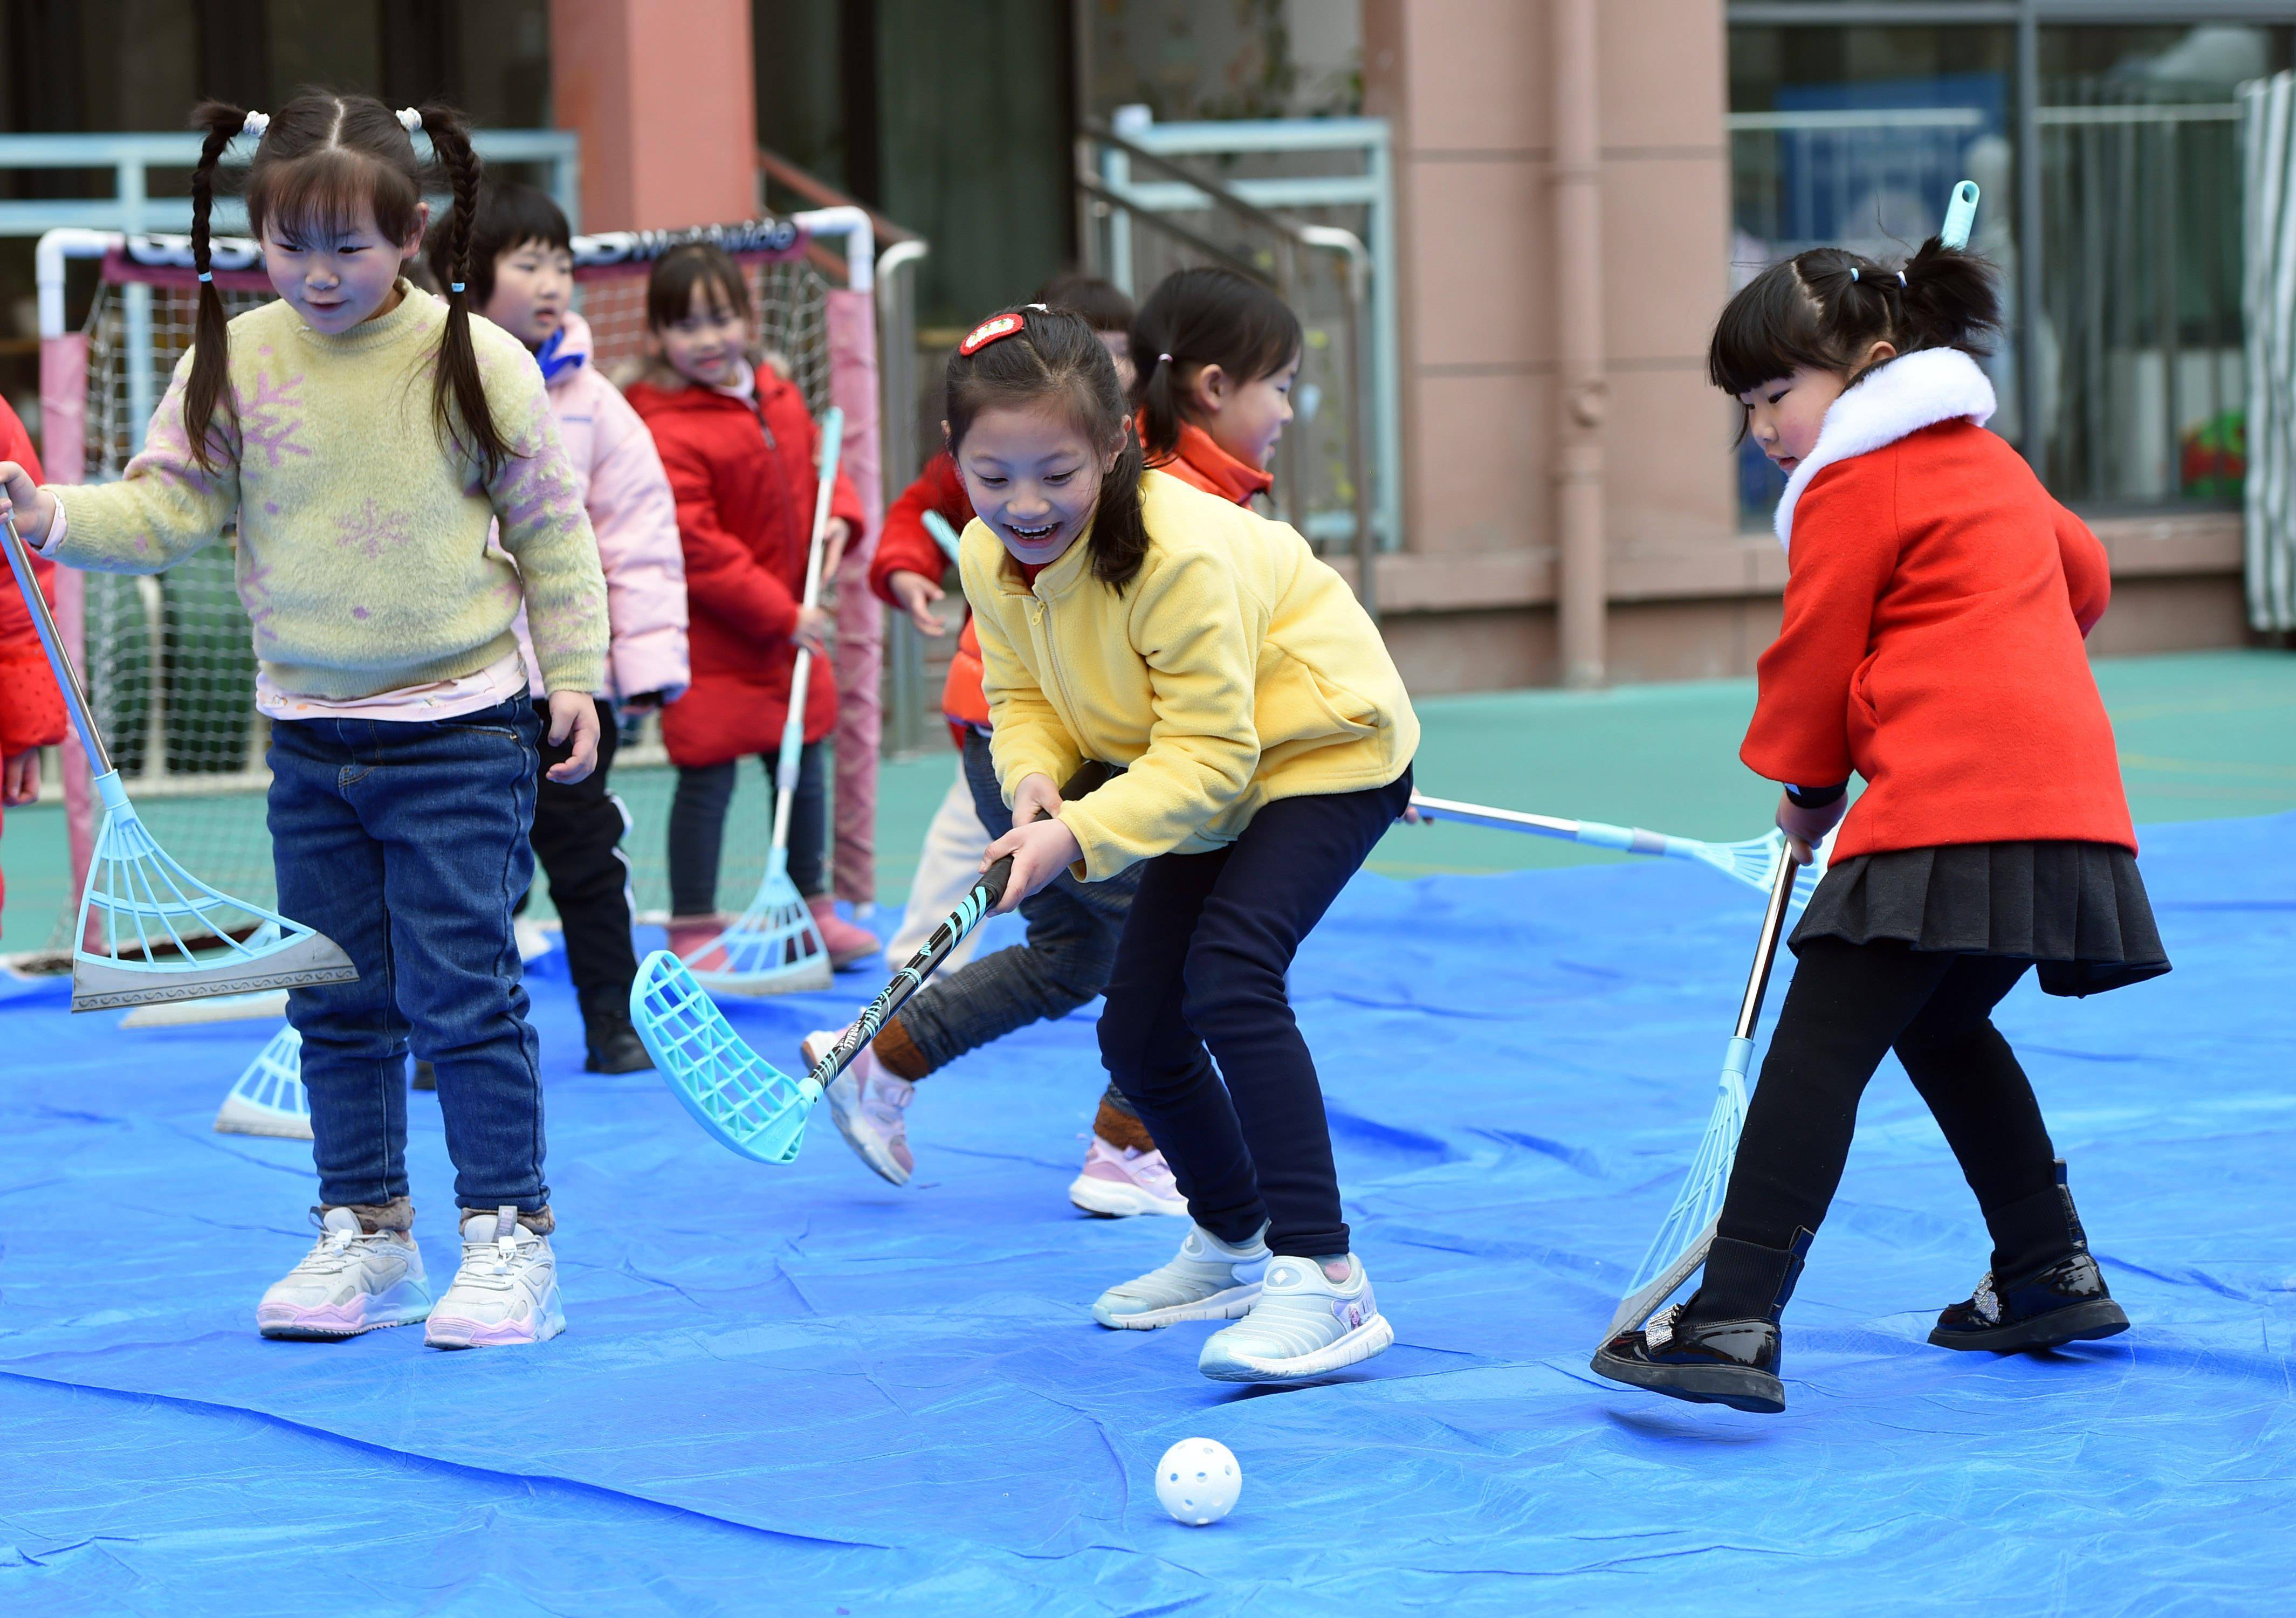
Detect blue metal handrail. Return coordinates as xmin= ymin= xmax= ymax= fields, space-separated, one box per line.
xmin=0 ymin=129 xmax=581 ymax=238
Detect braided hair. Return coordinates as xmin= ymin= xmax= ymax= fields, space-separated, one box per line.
xmin=184 ymin=93 xmax=517 ymax=479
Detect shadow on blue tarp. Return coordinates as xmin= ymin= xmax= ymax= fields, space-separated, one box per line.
xmin=2 ymin=815 xmax=2292 ymax=1614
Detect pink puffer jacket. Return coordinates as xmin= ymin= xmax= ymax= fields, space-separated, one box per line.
xmin=512 ymin=310 xmax=690 ymax=703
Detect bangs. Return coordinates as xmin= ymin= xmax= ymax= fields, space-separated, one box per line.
xmin=1707 ymin=258 xmax=1840 ymax=396
xmin=250 ymin=146 xmax=422 ymax=245
xmin=647 ymin=245 xmax=753 ymax=329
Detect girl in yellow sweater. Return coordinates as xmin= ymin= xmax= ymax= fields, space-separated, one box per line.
xmin=951 ymin=305 xmax=1419 ymax=1383
xmin=0 ymin=95 xmax=608 ymax=1350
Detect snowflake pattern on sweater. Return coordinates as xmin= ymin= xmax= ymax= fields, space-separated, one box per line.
xmin=47 ymin=288 xmax=608 ymax=701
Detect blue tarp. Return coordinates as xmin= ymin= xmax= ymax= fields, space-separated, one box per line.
xmin=3 ymin=814 xmax=2292 ymax=1614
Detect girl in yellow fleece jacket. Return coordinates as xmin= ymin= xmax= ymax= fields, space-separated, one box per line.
xmin=950 ymin=304 xmax=1418 ymax=1385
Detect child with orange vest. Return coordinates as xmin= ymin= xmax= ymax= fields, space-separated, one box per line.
xmin=1594 ymin=237 xmax=2169 ymax=1416
xmin=813 ymin=268 xmax=1306 ymax=1218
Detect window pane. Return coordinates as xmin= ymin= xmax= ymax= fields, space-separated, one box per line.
xmin=2037 ymin=25 xmax=2289 ymax=509
xmin=1727 ymin=25 xmax=2016 ymax=526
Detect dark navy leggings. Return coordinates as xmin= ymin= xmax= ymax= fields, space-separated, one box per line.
xmin=1098 ymin=766 xmax=1412 ymax=1258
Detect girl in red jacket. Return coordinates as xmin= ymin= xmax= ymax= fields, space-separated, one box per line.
xmin=0 ymin=397 xmax=64 ymax=940
xmin=625 ymin=244 xmax=876 ymax=966
xmin=1596 ymin=239 xmax=2169 ymax=1416
xmin=816 ymin=272 xmax=1305 ymax=1216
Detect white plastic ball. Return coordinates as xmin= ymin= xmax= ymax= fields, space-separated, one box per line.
xmin=1154 ymin=1437 xmax=1242 ymax=1526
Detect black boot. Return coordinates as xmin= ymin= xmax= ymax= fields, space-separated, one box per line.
xmin=581 ymin=986 xmax=654 ymax=1075
xmin=410 ymin=1059 xmax=436 ymax=1091
xmin=1591 ymin=1230 xmax=1812 ymax=1415
xmin=1930 ymin=1160 xmax=2128 ymax=1353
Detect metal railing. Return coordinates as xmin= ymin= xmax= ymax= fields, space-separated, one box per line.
xmin=1076 ymin=109 xmax=1399 ymax=579
xmin=0 ymin=128 xmax=580 ymax=236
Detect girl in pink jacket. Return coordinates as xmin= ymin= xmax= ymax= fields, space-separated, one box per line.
xmin=440 ymin=182 xmax=690 ymax=1074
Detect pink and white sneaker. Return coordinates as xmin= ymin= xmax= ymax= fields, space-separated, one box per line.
xmin=423 ymin=1206 xmax=565 ymax=1348
xmin=257 ymin=1207 xmax=432 ymax=1339
xmin=807 ymin=1026 xmax=915 ymax=1186
xmin=1069 ymin=1135 xmax=1190 ymax=1218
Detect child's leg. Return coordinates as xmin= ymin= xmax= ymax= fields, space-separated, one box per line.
xmin=1711 ymin=938 xmax=1961 ymax=1266
xmin=1892 ymin=957 xmax=2068 ymax=1272
xmin=788 ymin=740 xmax=830 ymax=898
xmin=268 ymin=716 xmax=414 ymax=1222
xmin=356 ymin=700 xmax=553 ymax=1225
xmin=667 ymin=760 xmax=738 ymax=917
xmin=528 ymin=697 xmax=639 ymax=1023
xmin=1101 ymin=774 xmax=1410 ymax=1259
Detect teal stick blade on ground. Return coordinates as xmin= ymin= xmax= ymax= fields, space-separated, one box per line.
xmin=0 ymin=504 xmax=356 ymax=1010
xmin=1602 ymin=846 xmax=1802 ymax=1343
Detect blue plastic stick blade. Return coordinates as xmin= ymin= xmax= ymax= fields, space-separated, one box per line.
xmin=631 ymin=950 xmax=821 ymax=1163
xmin=1941 ymin=180 xmax=1979 ymax=250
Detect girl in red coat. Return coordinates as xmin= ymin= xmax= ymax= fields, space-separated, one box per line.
xmin=1595 ymin=238 xmax=2168 ymax=1416
xmin=0 ymin=397 xmax=65 ymax=939
xmin=625 ymin=244 xmax=876 ymax=966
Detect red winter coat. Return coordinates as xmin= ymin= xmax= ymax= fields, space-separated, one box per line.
xmin=1742 ymin=348 xmax=2134 ymax=860
xmin=875 ymin=424 xmax=1273 ymax=742
xmin=625 ymin=364 xmax=865 ymax=769
xmin=0 ymin=398 xmax=62 ymax=925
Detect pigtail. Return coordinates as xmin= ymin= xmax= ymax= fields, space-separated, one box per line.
xmin=183 ymin=101 xmax=248 ymax=474
xmin=416 ymin=103 xmax=518 ymax=480
xmin=1133 ymin=342 xmax=1186 ymax=463
xmin=1090 ymin=426 xmax=1152 ymax=593
xmin=1896 ymin=237 xmax=2002 ymax=357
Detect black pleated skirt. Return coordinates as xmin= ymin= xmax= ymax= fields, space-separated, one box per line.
xmin=1791 ymin=841 xmax=2171 ymax=997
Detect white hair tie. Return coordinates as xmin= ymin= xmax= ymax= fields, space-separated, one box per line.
xmin=240 ymin=110 xmax=269 ymax=139
xmin=397 ymin=107 xmax=423 ymax=134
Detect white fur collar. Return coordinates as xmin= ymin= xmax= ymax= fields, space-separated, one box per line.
xmin=1772 ymin=347 xmax=1996 ymax=551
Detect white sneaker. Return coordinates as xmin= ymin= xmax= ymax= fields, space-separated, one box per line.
xmin=1091 ymin=1222 xmax=1269 ymax=1330
xmin=1198 ymin=1252 xmax=1393 ymax=1383
xmin=1068 ymin=1135 xmax=1190 ymax=1218
xmin=256 ymin=1207 xmax=431 ymax=1339
xmin=809 ymin=1026 xmax=916 ymax=1186
xmin=424 ymin=1206 xmax=565 ymax=1348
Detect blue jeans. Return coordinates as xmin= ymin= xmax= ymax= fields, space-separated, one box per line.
xmin=267 ymin=696 xmax=550 ymax=1216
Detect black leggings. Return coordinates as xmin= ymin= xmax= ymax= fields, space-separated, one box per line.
xmin=1717 ymin=938 xmax=2059 ymax=1256
xmin=666 ymin=741 xmax=828 ymax=917
xmin=1098 ymin=768 xmax=1412 ymax=1259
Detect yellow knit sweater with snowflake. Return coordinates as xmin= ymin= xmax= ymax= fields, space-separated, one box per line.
xmin=49 ymin=286 xmax=607 ymax=700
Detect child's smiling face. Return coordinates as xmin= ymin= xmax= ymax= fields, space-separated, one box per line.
xmin=655 ymin=285 xmax=750 ymax=389
xmin=261 ymin=198 xmax=426 ymax=334
xmin=953 ymin=400 xmax=1122 ymax=569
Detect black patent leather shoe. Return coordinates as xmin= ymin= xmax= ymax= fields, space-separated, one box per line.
xmin=1592 ymin=1306 xmax=1785 ymax=1413
xmin=1929 ymin=1250 xmax=2128 ymax=1353
xmin=584 ymin=1013 xmax=655 ymax=1075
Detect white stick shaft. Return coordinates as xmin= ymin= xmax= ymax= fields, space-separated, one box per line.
xmin=769 ymin=407 xmax=847 ymax=847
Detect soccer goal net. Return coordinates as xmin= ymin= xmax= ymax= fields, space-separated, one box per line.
xmin=36 ymin=215 xmax=875 ymax=953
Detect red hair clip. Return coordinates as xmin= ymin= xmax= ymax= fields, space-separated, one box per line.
xmin=959 ymin=312 xmax=1027 ymax=356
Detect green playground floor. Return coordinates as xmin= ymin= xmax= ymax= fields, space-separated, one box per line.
xmin=5 ymin=648 xmax=2293 ymax=951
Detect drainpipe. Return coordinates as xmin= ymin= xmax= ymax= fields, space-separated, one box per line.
xmin=1552 ymin=0 xmax=1606 ymax=688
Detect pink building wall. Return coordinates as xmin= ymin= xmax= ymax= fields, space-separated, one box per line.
xmin=550 ymin=0 xmax=758 ymax=232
